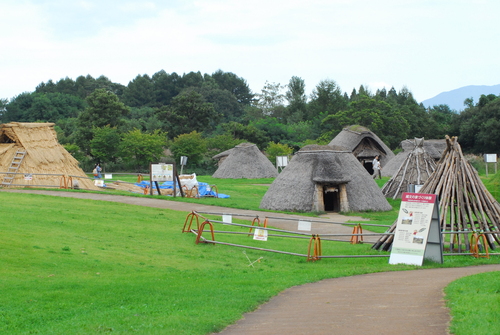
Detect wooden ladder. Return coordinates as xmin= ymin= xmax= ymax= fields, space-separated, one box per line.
xmin=1 ymin=150 xmax=26 ymax=187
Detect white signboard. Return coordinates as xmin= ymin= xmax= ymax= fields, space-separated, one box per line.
xmin=389 ymin=192 xmax=442 ymax=266
xmin=298 ymin=220 xmax=311 ymax=231
xmin=276 ymin=156 xmax=288 ymax=168
xmin=24 ymin=174 xmax=33 ymax=181
xmin=484 ymin=154 xmax=497 ymax=163
xmin=253 ymin=228 xmax=268 ymax=241
xmin=104 ymin=174 xmax=113 ymax=179
xmin=222 ymin=214 xmax=232 ymax=224
xmin=151 ymin=163 xmax=173 ymax=182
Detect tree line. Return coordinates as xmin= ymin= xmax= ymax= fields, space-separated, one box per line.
xmin=0 ymin=70 xmax=498 ymax=173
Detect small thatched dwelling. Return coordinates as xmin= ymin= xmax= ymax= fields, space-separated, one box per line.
xmin=212 ymin=143 xmax=278 ymax=179
xmin=259 ymin=145 xmax=392 ymax=213
xmin=328 ymin=125 xmax=395 ymax=175
xmin=212 ymin=147 xmax=234 ymax=167
xmin=382 ymin=138 xmax=446 ymax=177
xmin=382 ymin=138 xmax=437 ymax=199
xmin=0 ymin=122 xmax=98 ymax=190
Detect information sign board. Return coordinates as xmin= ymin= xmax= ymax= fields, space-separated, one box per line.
xmin=151 ymin=163 xmax=173 ymax=182
xmin=389 ymin=192 xmax=443 ymax=266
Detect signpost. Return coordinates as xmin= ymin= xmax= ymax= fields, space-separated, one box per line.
xmin=389 ymin=192 xmax=443 ymax=266
xmin=150 ymin=163 xmax=183 ymax=197
xmin=484 ymin=154 xmax=497 ymax=177
xmin=276 ymin=156 xmax=288 ymax=172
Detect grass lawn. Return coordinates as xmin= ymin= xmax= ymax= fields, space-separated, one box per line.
xmin=1 ymin=174 xmax=500 ymax=334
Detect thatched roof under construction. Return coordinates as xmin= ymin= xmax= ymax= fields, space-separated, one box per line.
xmin=383 ymin=138 xmax=446 ymax=177
xmin=328 ymin=125 xmax=395 ymax=169
xmin=382 ymin=138 xmax=437 ymax=199
xmin=0 ymin=122 xmax=98 ymax=190
xmin=373 ymin=136 xmax=500 ymax=252
xmin=259 ymin=145 xmax=392 ymax=213
xmin=212 ymin=143 xmax=278 ymax=179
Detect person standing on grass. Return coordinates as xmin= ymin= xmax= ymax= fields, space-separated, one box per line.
xmin=372 ymin=156 xmax=382 ymax=179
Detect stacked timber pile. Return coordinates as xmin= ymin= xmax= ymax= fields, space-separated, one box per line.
xmin=382 ymin=138 xmax=437 ymax=199
xmin=373 ymin=136 xmax=500 ymax=252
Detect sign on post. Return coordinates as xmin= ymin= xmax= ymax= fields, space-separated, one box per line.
xmin=276 ymin=156 xmax=288 ymax=172
xmin=484 ymin=154 xmax=497 ymax=176
xmin=389 ymin=192 xmax=443 ymax=266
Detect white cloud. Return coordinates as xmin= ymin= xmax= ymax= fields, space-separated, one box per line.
xmin=1 ymin=0 xmax=500 ymax=101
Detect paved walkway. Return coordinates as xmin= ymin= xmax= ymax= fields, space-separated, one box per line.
xmin=4 ymin=190 xmax=500 ymax=335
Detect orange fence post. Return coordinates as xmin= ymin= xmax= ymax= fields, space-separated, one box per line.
xmin=248 ymin=216 xmax=261 ymax=235
xmin=59 ymin=175 xmax=67 ymax=189
xmin=182 ymin=211 xmax=200 ymax=233
xmin=195 ymin=220 xmax=215 ymax=244
xmin=350 ymin=224 xmax=364 ymax=244
xmin=470 ymin=233 xmax=490 ymax=259
xmin=307 ymin=234 xmax=322 ymax=261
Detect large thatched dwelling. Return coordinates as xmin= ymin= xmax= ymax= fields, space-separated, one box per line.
xmin=328 ymin=125 xmax=395 ymax=175
xmin=212 ymin=143 xmax=278 ymax=179
xmin=382 ymin=138 xmax=446 ymax=177
xmin=0 ymin=122 xmax=98 ymax=190
xmin=259 ymin=145 xmax=392 ymax=212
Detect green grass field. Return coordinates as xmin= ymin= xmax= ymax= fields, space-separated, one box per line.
xmin=1 ymin=174 xmax=499 ymax=334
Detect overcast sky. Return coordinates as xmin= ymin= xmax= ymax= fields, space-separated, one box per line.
xmin=2 ymin=0 xmax=499 ymax=103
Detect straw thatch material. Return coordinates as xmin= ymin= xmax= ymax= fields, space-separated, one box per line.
xmin=328 ymin=125 xmax=395 ymax=175
xmin=212 ymin=143 xmax=278 ymax=179
xmin=373 ymin=136 xmax=500 ymax=252
xmin=383 ymin=138 xmax=446 ymax=176
xmin=259 ymin=145 xmax=392 ymax=212
xmin=212 ymin=147 xmax=234 ymax=166
xmin=0 ymin=122 xmax=98 ymax=190
xmin=381 ymin=138 xmax=437 ymax=199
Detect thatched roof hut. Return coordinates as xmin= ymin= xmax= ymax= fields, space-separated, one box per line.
xmin=383 ymin=138 xmax=446 ymax=177
xmin=212 ymin=143 xmax=278 ymax=179
xmin=0 ymin=122 xmax=98 ymax=190
xmin=328 ymin=125 xmax=395 ymax=176
xmin=259 ymin=145 xmax=392 ymax=213
xmin=381 ymin=138 xmax=437 ymax=199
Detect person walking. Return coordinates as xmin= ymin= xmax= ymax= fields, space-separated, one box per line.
xmin=372 ymin=156 xmax=382 ymax=179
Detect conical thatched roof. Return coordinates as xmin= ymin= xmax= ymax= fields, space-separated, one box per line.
xmin=328 ymin=125 xmax=395 ymax=170
xmin=259 ymin=145 xmax=392 ymax=212
xmin=0 ymin=122 xmax=98 ymax=190
xmin=373 ymin=136 xmax=500 ymax=251
xmin=383 ymin=138 xmax=446 ymax=176
xmin=212 ymin=143 xmax=278 ymax=179
xmin=381 ymin=138 xmax=437 ymax=199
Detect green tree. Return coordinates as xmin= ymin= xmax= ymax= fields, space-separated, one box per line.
xmin=211 ymin=70 xmax=254 ymax=105
xmin=255 ymin=81 xmax=286 ymax=117
xmin=4 ymin=92 xmax=85 ymax=122
xmin=169 ymin=131 xmax=207 ymax=166
xmin=265 ymin=142 xmax=293 ymax=168
xmin=119 ymin=129 xmax=167 ymax=171
xmin=307 ymin=79 xmax=347 ymax=120
xmin=285 ymin=76 xmax=307 ymax=123
xmin=90 ymin=126 xmax=121 ymax=164
xmin=221 ymin=121 xmax=270 ymax=149
xmin=76 ymin=89 xmax=129 ymax=154
xmin=156 ymin=90 xmax=219 ymax=138
xmin=122 ymin=74 xmax=154 ymax=107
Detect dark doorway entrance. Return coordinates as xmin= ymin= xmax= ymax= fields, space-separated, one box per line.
xmin=362 ymin=159 xmax=374 ymax=175
xmin=323 ymin=185 xmax=340 ymax=212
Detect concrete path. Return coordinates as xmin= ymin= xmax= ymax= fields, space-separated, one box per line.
xmin=4 ymin=189 xmax=500 ymax=335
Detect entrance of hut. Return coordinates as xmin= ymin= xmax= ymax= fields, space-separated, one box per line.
xmin=362 ymin=159 xmax=374 ymax=175
xmin=323 ymin=185 xmax=340 ymax=212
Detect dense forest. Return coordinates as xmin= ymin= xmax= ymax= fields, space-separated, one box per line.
xmin=0 ymin=70 xmax=498 ymax=173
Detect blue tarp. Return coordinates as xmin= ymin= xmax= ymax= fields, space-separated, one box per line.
xmin=135 ymin=180 xmax=230 ymax=198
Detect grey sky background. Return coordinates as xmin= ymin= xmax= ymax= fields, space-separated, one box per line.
xmin=2 ymin=0 xmax=499 ymax=102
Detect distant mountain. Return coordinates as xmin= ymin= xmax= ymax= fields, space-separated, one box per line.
xmin=421 ymin=84 xmax=500 ymax=111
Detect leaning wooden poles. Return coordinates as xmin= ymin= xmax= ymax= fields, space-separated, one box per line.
xmin=374 ymin=136 xmax=500 ymax=252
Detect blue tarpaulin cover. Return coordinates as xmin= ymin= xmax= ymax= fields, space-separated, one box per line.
xmin=134 ymin=180 xmax=230 ymax=198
